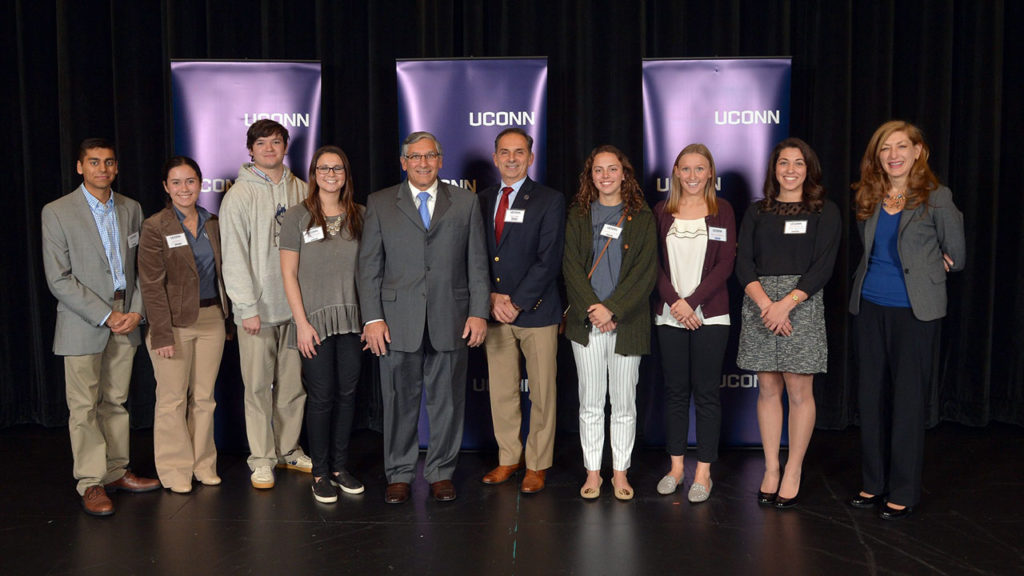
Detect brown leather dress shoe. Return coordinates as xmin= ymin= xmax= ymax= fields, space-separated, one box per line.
xmin=384 ymin=482 xmax=411 ymax=504
xmin=82 ymin=486 xmax=114 ymax=517
xmin=520 ymin=469 xmax=546 ymax=494
xmin=482 ymin=463 xmax=523 ymax=485
xmin=430 ymin=479 xmax=457 ymax=502
xmin=104 ymin=471 xmax=160 ymax=493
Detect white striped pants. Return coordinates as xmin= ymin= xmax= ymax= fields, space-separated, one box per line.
xmin=571 ymin=328 xmax=641 ymax=471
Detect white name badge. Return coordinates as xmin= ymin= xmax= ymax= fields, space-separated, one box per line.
xmin=303 ymin=226 xmax=325 ymax=243
xmin=127 ymin=231 xmax=139 ymax=248
xmin=505 ymin=209 xmax=525 ymax=223
xmin=165 ymin=233 xmax=188 ymax=248
xmin=708 ymin=226 xmax=727 ymax=242
xmin=601 ymin=224 xmax=623 ymax=239
xmin=784 ymin=220 xmax=808 ymax=234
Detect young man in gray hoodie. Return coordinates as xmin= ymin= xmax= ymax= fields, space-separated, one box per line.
xmin=220 ymin=119 xmax=311 ymax=489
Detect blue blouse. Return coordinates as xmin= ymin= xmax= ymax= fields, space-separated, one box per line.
xmin=862 ymin=209 xmax=911 ymax=308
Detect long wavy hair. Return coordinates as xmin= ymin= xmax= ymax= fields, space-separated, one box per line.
xmin=852 ymin=120 xmax=939 ymax=221
xmin=305 ymin=146 xmax=362 ymax=240
xmin=573 ymin=145 xmax=645 ymax=216
xmin=761 ymin=137 xmax=825 ymax=213
xmin=663 ymin=143 xmax=718 ymax=216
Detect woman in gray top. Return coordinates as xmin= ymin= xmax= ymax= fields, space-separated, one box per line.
xmin=280 ymin=146 xmax=365 ymax=504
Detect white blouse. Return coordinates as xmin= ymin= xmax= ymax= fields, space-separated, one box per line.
xmin=655 ymin=217 xmax=730 ymax=328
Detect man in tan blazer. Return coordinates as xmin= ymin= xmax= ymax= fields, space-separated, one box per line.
xmin=41 ymin=138 xmax=160 ymax=516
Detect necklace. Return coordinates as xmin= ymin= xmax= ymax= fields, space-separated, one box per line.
xmin=883 ymin=189 xmax=906 ymax=210
xmin=325 ymin=214 xmax=344 ymax=237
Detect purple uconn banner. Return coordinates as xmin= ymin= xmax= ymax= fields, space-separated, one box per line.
xmin=642 ymin=58 xmax=791 ymax=447
xmin=170 ymin=60 xmax=321 ymax=450
xmin=170 ymin=60 xmax=322 ymax=214
xmin=396 ymin=58 xmax=548 ymax=449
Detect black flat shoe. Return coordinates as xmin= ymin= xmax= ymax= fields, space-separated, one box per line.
xmin=774 ymin=494 xmax=798 ymax=509
xmin=848 ymin=493 xmax=884 ymax=509
xmin=757 ymin=490 xmax=778 ymax=505
xmin=879 ymin=503 xmax=913 ymax=520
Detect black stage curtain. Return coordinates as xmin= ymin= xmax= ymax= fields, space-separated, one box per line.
xmin=3 ymin=0 xmax=1021 ymax=430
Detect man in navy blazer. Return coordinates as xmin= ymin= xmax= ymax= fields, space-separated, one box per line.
xmin=478 ymin=128 xmax=565 ymax=493
xmin=41 ymin=138 xmax=160 ymax=516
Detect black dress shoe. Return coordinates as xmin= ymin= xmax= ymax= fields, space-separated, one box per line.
xmin=848 ymin=493 xmax=885 ymax=509
xmin=757 ymin=490 xmax=778 ymax=505
xmin=879 ymin=503 xmax=914 ymax=520
xmin=774 ymin=494 xmax=798 ymax=509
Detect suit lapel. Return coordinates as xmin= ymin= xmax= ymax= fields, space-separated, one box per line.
xmin=496 ymin=179 xmax=531 ymax=250
xmin=396 ymin=181 xmax=427 ymax=230
xmin=431 ymin=182 xmax=453 ymax=227
xmin=73 ymin=187 xmax=112 ymax=265
xmin=165 ymin=209 xmax=198 ymax=275
xmin=897 ymin=203 xmax=917 ymax=238
xmin=864 ymin=203 xmax=882 ymax=255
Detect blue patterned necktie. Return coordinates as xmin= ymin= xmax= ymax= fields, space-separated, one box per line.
xmin=417 ymin=191 xmax=431 ymax=229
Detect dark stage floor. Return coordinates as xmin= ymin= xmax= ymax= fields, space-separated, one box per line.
xmin=1 ymin=422 xmax=1021 ymax=575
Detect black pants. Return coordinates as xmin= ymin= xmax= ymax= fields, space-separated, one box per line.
xmin=855 ymin=300 xmax=940 ymax=507
xmin=657 ymin=324 xmax=729 ymax=462
xmin=301 ymin=333 xmax=362 ymax=478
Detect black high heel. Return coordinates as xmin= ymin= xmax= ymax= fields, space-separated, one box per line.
xmin=757 ymin=489 xmax=778 ymax=505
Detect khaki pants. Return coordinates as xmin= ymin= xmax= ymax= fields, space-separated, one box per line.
xmin=64 ymin=306 xmax=137 ymax=495
xmin=148 ymin=306 xmax=226 ymax=488
xmin=484 ymin=323 xmax=558 ymax=470
xmin=237 ymin=323 xmax=305 ymax=469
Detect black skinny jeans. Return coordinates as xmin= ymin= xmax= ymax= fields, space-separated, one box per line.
xmin=301 ymin=332 xmax=362 ymax=478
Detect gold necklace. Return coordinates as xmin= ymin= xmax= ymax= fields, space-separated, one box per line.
xmin=883 ymin=189 xmax=906 ymax=210
xmin=325 ymin=214 xmax=344 ymax=236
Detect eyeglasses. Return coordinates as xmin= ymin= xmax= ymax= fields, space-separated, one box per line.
xmin=316 ymin=165 xmax=346 ymax=174
xmin=403 ymin=152 xmax=441 ymax=162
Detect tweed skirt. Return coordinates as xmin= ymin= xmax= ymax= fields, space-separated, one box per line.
xmin=736 ymin=275 xmax=827 ymax=374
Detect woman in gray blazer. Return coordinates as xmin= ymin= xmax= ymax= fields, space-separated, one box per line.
xmin=848 ymin=120 xmax=966 ymax=520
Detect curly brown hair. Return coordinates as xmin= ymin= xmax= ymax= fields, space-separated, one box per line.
xmin=761 ymin=137 xmax=825 ymax=214
xmin=573 ymin=145 xmax=645 ymax=216
xmin=852 ymin=120 xmax=939 ymax=221
xmin=304 ymin=146 xmax=363 ymax=240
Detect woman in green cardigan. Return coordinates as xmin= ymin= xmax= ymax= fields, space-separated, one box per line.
xmin=563 ymin=145 xmax=657 ymax=501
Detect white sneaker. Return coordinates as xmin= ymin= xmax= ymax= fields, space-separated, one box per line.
xmin=277 ymin=451 xmax=313 ymax=473
xmin=251 ymin=465 xmax=275 ymax=489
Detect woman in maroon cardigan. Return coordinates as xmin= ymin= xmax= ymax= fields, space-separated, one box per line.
xmin=652 ymin=143 xmax=736 ymax=502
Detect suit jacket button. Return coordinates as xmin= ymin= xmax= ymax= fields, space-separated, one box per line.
xmin=496 ymin=277 xmax=501 ymax=283
xmin=494 ymin=256 xmax=499 ymax=262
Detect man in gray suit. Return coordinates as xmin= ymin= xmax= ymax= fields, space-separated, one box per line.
xmin=358 ymin=131 xmax=490 ymax=504
xmin=41 ymin=138 xmax=160 ymax=517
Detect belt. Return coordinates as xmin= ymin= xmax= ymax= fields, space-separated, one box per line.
xmin=113 ymin=290 xmax=126 ymax=301
xmin=199 ymin=297 xmax=221 ymax=308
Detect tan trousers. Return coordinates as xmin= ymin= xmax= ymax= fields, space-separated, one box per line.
xmin=148 ymin=306 xmax=226 ymax=488
xmin=484 ymin=323 xmax=558 ymax=470
xmin=237 ymin=323 xmax=305 ymax=469
xmin=64 ymin=305 xmax=137 ymax=495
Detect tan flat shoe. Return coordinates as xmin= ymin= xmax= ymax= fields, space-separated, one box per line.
xmin=613 ymin=480 xmax=634 ymax=501
xmin=580 ymin=477 xmax=603 ymax=499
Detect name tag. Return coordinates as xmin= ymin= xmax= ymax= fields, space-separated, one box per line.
xmin=708 ymin=226 xmax=727 ymax=241
xmin=601 ymin=224 xmax=622 ymax=239
xmin=127 ymin=231 xmax=139 ymax=248
xmin=505 ymin=209 xmax=525 ymax=223
xmin=165 ymin=233 xmax=188 ymax=248
xmin=784 ymin=220 xmax=808 ymax=234
xmin=303 ymin=226 xmax=325 ymax=243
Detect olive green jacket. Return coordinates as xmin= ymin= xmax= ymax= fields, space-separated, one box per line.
xmin=562 ymin=201 xmax=657 ymax=355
